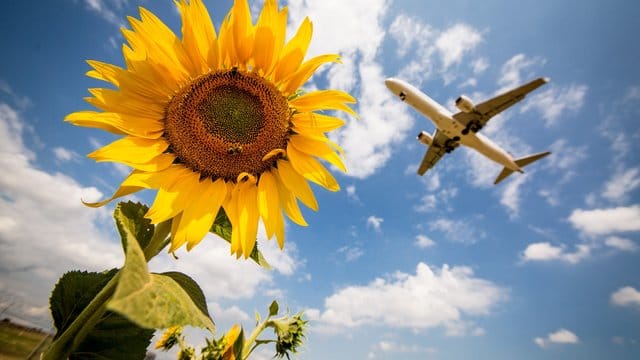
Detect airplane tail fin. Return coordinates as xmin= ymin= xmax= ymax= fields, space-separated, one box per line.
xmin=494 ymin=151 xmax=551 ymax=185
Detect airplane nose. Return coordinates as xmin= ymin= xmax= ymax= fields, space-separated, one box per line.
xmin=384 ymin=78 xmax=395 ymax=89
xmin=385 ymin=78 xmax=401 ymax=93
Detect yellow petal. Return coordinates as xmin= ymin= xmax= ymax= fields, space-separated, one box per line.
xmin=252 ymin=0 xmax=279 ymax=74
xmin=232 ymin=176 xmax=260 ymax=258
xmin=273 ymin=170 xmax=308 ymax=227
xmin=231 ymin=0 xmax=254 ymax=65
xmin=86 ymin=60 xmax=168 ymax=99
xmin=177 ymin=179 xmax=227 ymax=251
xmin=123 ymin=20 xmax=189 ymax=85
xmin=88 ymin=136 xmax=169 ymax=164
xmin=274 ymin=17 xmax=312 ymax=83
xmin=120 ymin=39 xmax=179 ymax=93
xmin=133 ymin=7 xmax=196 ymax=77
xmin=170 ymin=212 xmax=183 ymax=252
xmin=290 ymin=90 xmax=357 ymax=117
xmin=146 ymin=170 xmax=200 ymax=224
xmin=252 ymin=27 xmax=276 ymax=75
xmin=223 ymin=324 xmax=242 ymax=353
xmin=290 ymin=134 xmax=346 ymax=172
xmin=86 ymin=88 xmax=166 ymax=118
xmin=291 ymin=112 xmax=346 ymax=133
xmin=218 ymin=13 xmax=234 ymax=67
xmin=121 ymin=166 xmax=184 ymax=189
xmin=83 ymin=185 xmax=142 ymax=208
xmin=177 ymin=0 xmax=218 ymax=73
xmin=286 ymin=143 xmax=339 ymax=192
xmin=258 ymin=170 xmax=285 ymax=247
xmin=65 ymin=111 xmax=164 ymax=139
xmin=280 ymin=54 xmax=340 ymax=95
xmin=276 ymin=159 xmax=318 ymax=211
xmin=115 ymin=153 xmax=176 ymax=172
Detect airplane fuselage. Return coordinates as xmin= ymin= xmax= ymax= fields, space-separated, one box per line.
xmin=385 ymin=78 xmax=522 ymax=172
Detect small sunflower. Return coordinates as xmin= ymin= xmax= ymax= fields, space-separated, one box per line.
xmin=67 ymin=0 xmax=355 ymax=258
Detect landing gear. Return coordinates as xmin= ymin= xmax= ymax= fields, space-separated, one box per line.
xmin=444 ymin=137 xmax=460 ymax=153
xmin=462 ymin=121 xmax=482 ymax=135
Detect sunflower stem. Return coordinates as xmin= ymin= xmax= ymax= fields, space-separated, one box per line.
xmin=43 ymin=219 xmax=172 ymax=359
xmin=242 ymin=317 xmax=271 ymax=359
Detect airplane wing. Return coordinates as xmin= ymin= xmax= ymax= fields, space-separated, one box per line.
xmin=453 ymin=77 xmax=548 ymax=129
xmin=417 ymin=129 xmax=452 ymax=176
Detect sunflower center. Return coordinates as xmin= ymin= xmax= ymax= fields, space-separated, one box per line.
xmin=165 ymin=69 xmax=290 ymax=181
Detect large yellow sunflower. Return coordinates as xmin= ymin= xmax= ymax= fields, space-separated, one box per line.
xmin=67 ymin=0 xmax=355 ymax=258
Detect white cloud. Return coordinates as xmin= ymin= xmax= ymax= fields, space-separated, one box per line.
xmin=311 ymin=262 xmax=507 ymax=334
xmin=389 ymin=14 xmax=433 ymax=58
xmin=605 ymin=236 xmax=638 ymax=252
xmin=0 ymin=79 xmax=32 ymax=109
xmin=568 ymin=205 xmax=640 ymax=235
xmin=207 ymin=302 xmax=250 ymax=324
xmin=471 ymin=58 xmax=489 ymax=75
xmin=389 ymin=17 xmax=483 ymax=86
xmin=414 ymin=194 xmax=437 ymax=213
xmin=346 ymin=185 xmax=360 ymax=202
xmin=521 ymin=84 xmax=588 ymax=127
xmin=498 ymin=54 xmax=545 ymax=92
xmin=500 ymin=173 xmax=529 ymax=218
xmin=337 ymin=245 xmax=364 ymax=262
xmin=610 ymin=286 xmax=640 ymax=308
xmin=288 ymin=0 xmax=415 ymax=179
xmin=415 ymin=234 xmax=436 ymax=249
xmin=435 ymin=24 xmax=483 ymax=70
xmin=332 ymin=61 xmax=414 ymax=178
xmin=521 ymin=242 xmax=591 ymax=264
xmin=368 ymin=340 xmax=436 ymax=358
xmin=0 ymin=102 xmax=121 ymax=326
xmin=83 ymin=0 xmax=126 ymax=27
xmin=534 ymin=329 xmax=579 ymax=348
xmin=287 ymin=0 xmax=389 ymax=61
xmin=624 ymin=86 xmax=640 ymax=102
xmin=53 ymin=146 xmax=80 ymax=162
xmin=603 ymin=167 xmax=640 ymax=203
xmin=428 ymin=217 xmax=485 ymax=244
xmin=544 ymin=138 xmax=588 ymax=184
xmin=367 ymin=215 xmax=384 ymax=233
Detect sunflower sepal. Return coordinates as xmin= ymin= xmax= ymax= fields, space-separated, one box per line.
xmin=210 ymin=208 xmax=272 ymax=269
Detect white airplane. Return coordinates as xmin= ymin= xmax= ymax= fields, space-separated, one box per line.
xmin=384 ymin=77 xmax=551 ymax=184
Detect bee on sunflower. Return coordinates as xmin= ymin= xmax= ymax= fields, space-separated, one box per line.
xmin=67 ymin=0 xmax=356 ymax=258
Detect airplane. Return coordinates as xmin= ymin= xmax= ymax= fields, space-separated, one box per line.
xmin=384 ymin=77 xmax=552 ymax=185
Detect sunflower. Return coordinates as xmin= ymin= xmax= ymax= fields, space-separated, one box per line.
xmin=67 ymin=0 xmax=355 ymax=258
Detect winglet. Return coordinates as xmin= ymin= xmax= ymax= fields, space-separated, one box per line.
xmin=494 ymin=151 xmax=551 ymax=185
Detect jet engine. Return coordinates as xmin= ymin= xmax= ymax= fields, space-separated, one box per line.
xmin=417 ymin=131 xmax=433 ymax=146
xmin=455 ymin=95 xmax=475 ymax=113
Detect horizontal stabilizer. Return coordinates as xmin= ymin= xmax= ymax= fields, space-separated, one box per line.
xmin=494 ymin=151 xmax=551 ymax=185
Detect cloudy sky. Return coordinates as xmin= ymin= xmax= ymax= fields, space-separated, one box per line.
xmin=1 ymin=0 xmax=639 ymax=359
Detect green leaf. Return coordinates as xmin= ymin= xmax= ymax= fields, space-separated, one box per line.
xmin=210 ymin=208 xmax=271 ymax=269
xmin=210 ymin=207 xmax=232 ymax=243
xmin=107 ymin=226 xmax=215 ymax=331
xmin=232 ymin=328 xmax=245 ymax=360
xmin=161 ymin=272 xmax=210 ymax=322
xmin=49 ymin=270 xmax=154 ymax=359
xmin=249 ymin=242 xmax=272 ymax=270
xmin=114 ymin=201 xmax=154 ymax=252
xmin=269 ymin=300 xmax=279 ymax=317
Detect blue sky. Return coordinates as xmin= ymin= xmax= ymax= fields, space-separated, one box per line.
xmin=1 ymin=0 xmax=639 ymax=359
